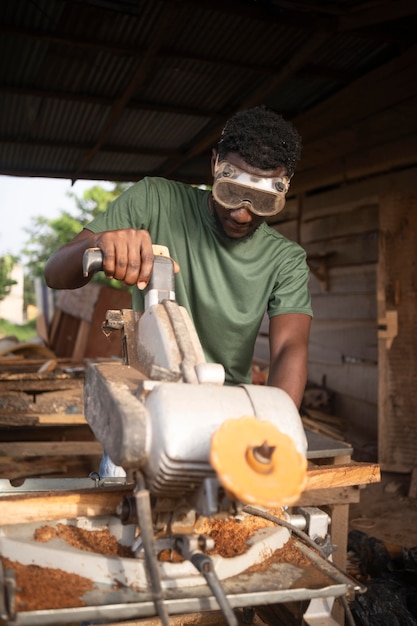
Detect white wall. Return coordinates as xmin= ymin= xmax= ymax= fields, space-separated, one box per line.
xmin=0 ymin=263 xmax=24 ymax=325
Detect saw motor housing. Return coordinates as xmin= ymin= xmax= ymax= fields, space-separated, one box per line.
xmin=83 ymin=247 xmax=308 ymax=521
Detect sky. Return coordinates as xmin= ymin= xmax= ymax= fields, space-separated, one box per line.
xmin=0 ymin=175 xmax=113 ymax=259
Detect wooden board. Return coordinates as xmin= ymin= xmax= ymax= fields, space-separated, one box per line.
xmin=378 ymin=192 xmax=417 ymax=471
xmin=0 ymin=441 xmax=102 ymax=457
xmin=301 ymin=204 xmax=378 ymax=244
xmin=305 ymin=462 xmax=380 ymax=491
xmin=0 ymin=462 xmax=380 ymax=525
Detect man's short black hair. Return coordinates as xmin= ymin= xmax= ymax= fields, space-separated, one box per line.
xmin=217 ymin=105 xmax=302 ymax=177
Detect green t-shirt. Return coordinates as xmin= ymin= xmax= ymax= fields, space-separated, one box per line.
xmin=86 ymin=177 xmax=312 ymax=385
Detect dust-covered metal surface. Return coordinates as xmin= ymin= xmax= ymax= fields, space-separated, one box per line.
xmin=0 ymin=514 xmax=360 ymax=626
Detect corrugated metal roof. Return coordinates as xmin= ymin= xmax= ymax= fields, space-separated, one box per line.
xmin=0 ymin=0 xmax=416 ymax=191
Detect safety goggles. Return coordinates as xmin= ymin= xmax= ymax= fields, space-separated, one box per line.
xmin=212 ymin=157 xmax=290 ymax=217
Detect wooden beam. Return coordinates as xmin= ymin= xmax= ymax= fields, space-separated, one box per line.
xmin=0 ymin=486 xmax=130 ymax=525
xmin=0 ymin=441 xmax=102 ymax=457
xmin=306 ymin=461 xmax=380 ymax=490
xmin=0 ymin=462 xmax=379 ymax=525
xmin=0 ymin=413 xmax=86 ymax=426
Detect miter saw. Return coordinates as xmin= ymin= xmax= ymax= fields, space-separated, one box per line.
xmin=0 ymin=246 xmax=363 ymax=626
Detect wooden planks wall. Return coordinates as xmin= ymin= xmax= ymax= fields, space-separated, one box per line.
xmin=378 ymin=192 xmax=417 ymax=472
xmin=254 ymin=167 xmax=417 ymax=467
xmin=301 ymin=196 xmax=379 ymax=449
xmin=256 ymin=190 xmax=380 ymax=453
xmin=48 ymin=283 xmax=132 ymax=360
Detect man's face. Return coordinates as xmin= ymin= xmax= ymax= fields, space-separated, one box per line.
xmin=210 ymin=151 xmax=288 ymax=240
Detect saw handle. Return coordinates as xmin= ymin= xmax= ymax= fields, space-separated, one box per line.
xmin=83 ymin=247 xmax=104 ymax=277
xmin=82 ymin=245 xmax=175 ymax=301
xmin=82 ymin=244 xmax=172 ymax=278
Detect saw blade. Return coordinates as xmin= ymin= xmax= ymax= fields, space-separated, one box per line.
xmin=210 ymin=415 xmax=307 ymax=507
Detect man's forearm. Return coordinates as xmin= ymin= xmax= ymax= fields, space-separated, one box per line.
xmin=267 ymin=348 xmax=308 ymax=409
xmin=44 ymin=230 xmax=96 ymax=289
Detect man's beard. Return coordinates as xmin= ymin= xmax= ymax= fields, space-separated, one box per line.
xmin=212 ymin=209 xmax=262 ymax=243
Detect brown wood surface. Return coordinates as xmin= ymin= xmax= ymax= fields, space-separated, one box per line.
xmin=0 ymin=462 xmax=379 ymax=525
xmin=378 ymin=192 xmax=417 ymax=472
xmin=305 ymin=461 xmax=380 ymax=490
xmin=0 ymin=441 xmax=102 ymax=457
xmin=0 ymin=412 xmax=86 ymax=426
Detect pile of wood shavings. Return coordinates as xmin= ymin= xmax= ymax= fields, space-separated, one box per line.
xmin=194 ymin=513 xmax=282 ymax=558
xmin=0 ymin=556 xmax=94 ymax=611
xmin=246 ymin=537 xmax=313 ymax=573
xmin=35 ymin=522 xmax=133 ymax=557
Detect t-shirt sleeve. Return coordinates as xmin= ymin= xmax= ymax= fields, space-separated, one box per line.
xmin=85 ymin=178 xmax=154 ymax=233
xmin=268 ymin=244 xmax=313 ymax=318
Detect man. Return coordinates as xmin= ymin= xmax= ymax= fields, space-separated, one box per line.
xmin=45 ymin=105 xmax=312 ymax=409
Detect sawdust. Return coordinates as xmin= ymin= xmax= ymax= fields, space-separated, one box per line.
xmin=34 ymin=522 xmax=133 ymax=557
xmin=158 ymin=548 xmax=185 ymax=562
xmin=246 ymin=537 xmax=312 ymax=572
xmin=194 ymin=511 xmax=284 ymax=558
xmin=0 ymin=556 xmax=94 ymax=611
xmin=157 ymin=511 xmax=286 ymax=562
xmin=2 ymin=510 xmax=308 ymax=614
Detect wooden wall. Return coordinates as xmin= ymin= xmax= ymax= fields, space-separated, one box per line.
xmin=301 ymin=196 xmax=379 ymax=451
xmin=48 ymin=283 xmax=132 ymax=360
xmin=378 ymin=191 xmax=417 ymax=472
xmin=255 ymin=166 xmax=417 ymax=466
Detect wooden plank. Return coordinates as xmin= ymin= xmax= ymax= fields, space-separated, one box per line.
xmin=72 ymin=319 xmax=91 ymax=360
xmin=296 ymin=44 xmax=417 ymax=142
xmin=308 ymin=264 xmax=376 ymax=296
xmin=331 ymin=392 xmax=378 ymax=448
xmin=306 ymin=462 xmax=380 ymax=491
xmin=296 ymin=131 xmax=417 ymax=195
xmin=55 ymin=283 xmax=101 ymax=321
xmin=49 ymin=312 xmax=81 ymax=358
xmin=48 ymin=306 xmax=62 ymax=348
xmin=84 ymin=285 xmax=132 ymax=359
xmin=378 ymin=192 xmax=417 ymax=472
xmin=0 ymin=441 xmax=102 ymax=457
xmin=295 ymin=486 xmax=360 ymax=507
xmin=307 ymin=360 xmax=378 ymax=405
xmin=303 ymin=233 xmax=378 ymax=267
xmin=300 ymin=166 xmax=416 ymax=215
xmin=301 ymin=204 xmax=378 ymax=244
xmin=104 ymin=613 xmax=247 ymax=626
xmin=37 ymin=413 xmax=86 ymax=425
xmin=328 ymin=502 xmax=349 ymax=571
xmin=309 ymin=324 xmax=377 ymax=364
xmin=301 ymin=416 xmax=345 ymax=441
xmin=0 ymin=378 xmax=83 ymax=392
xmin=0 ymin=413 xmax=87 ymax=426
xmin=408 ymin=467 xmax=417 ymax=499
xmin=0 ymin=487 xmax=130 ymax=525
xmin=311 ymin=293 xmax=376 ymax=320
xmin=0 ymin=463 xmax=379 ymax=525
xmin=271 ymin=219 xmax=299 ymax=242
xmin=0 ymin=458 xmax=71 ymax=480
xmin=0 ymin=357 xmax=85 ymax=374
xmin=268 ymin=196 xmax=299 ymax=223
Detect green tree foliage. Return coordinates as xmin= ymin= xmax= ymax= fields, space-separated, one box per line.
xmin=0 ymin=254 xmax=18 ymax=302
xmin=22 ymin=182 xmax=131 ymax=284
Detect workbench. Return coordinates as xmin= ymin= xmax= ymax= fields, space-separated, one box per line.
xmin=0 ymin=428 xmax=379 ymax=626
xmin=303 ymin=430 xmax=359 ymax=572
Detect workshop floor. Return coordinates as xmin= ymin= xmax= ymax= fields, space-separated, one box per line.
xmin=348 ymin=470 xmax=417 ymax=551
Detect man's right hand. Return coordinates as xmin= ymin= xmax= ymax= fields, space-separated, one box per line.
xmin=44 ymin=228 xmax=154 ymax=290
xmin=92 ymin=229 xmax=154 ymax=289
